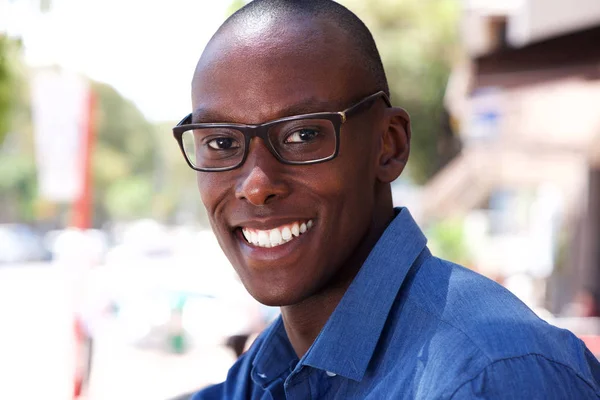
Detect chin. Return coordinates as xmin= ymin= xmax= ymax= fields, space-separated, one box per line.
xmin=235 ymin=268 xmax=321 ymax=307
xmin=221 ymin=221 xmax=339 ymax=306
xmin=242 ymin=279 xmax=308 ymax=307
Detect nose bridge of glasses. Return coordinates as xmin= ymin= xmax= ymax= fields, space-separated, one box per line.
xmin=247 ymin=123 xmax=272 ymax=141
xmin=244 ymin=125 xmax=283 ymax=166
xmin=241 ymin=121 xmax=283 ymax=159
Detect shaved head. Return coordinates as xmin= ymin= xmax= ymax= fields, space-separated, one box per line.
xmin=194 ymin=0 xmax=389 ymax=101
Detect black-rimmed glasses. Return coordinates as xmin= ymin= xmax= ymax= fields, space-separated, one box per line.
xmin=172 ymin=91 xmax=391 ymax=172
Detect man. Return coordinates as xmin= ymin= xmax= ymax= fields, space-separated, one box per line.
xmin=173 ymin=0 xmax=600 ymax=398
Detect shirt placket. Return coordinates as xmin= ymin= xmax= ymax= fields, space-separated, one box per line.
xmin=284 ymin=367 xmax=313 ymax=400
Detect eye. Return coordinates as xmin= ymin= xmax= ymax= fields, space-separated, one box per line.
xmin=284 ymin=128 xmax=320 ymax=144
xmin=207 ymin=137 xmax=240 ymax=150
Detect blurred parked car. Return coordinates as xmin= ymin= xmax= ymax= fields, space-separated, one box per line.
xmin=0 ymin=224 xmax=52 ymax=264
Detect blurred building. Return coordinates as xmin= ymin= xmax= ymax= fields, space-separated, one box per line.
xmin=427 ymin=0 xmax=600 ymax=314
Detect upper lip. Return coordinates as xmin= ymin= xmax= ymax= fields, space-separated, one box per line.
xmin=231 ymin=216 xmax=314 ymax=230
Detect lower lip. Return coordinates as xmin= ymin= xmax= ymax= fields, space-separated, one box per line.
xmin=235 ymin=227 xmax=311 ymax=263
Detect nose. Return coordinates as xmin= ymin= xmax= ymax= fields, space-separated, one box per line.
xmin=235 ymin=139 xmax=289 ymax=206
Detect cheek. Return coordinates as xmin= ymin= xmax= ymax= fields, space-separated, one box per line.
xmin=196 ymin=172 xmax=230 ymax=217
xmin=334 ymin=130 xmax=378 ymax=192
xmin=196 ymin=172 xmax=237 ymax=256
xmin=331 ymin=131 xmax=379 ymax=221
xmin=303 ymin=131 xmax=377 ymax=222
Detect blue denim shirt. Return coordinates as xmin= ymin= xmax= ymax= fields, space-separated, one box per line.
xmin=192 ymin=208 xmax=600 ymax=399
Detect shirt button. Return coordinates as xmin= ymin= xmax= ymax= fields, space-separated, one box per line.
xmin=325 ymin=371 xmax=337 ymax=377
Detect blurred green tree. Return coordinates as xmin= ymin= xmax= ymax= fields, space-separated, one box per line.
xmin=227 ymin=0 xmax=248 ymax=16
xmin=0 ymin=36 xmax=19 ymax=146
xmin=0 ymin=37 xmax=9 ymax=145
xmin=0 ymin=36 xmax=38 ymax=223
xmin=0 ymin=0 xmax=52 ymax=145
xmin=91 ymin=81 xmax=160 ymax=224
xmin=427 ymin=217 xmax=471 ymax=266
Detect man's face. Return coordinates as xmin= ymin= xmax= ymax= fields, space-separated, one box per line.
xmin=191 ymin=20 xmax=385 ymax=306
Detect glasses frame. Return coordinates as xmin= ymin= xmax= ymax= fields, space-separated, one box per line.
xmin=172 ymin=90 xmax=391 ymax=172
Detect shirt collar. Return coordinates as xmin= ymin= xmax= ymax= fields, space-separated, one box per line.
xmin=301 ymin=207 xmax=427 ymax=381
xmin=251 ymin=317 xmax=298 ymax=387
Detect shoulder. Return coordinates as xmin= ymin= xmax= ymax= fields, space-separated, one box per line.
xmin=396 ymin=254 xmax=600 ymax=393
xmin=408 ymin=256 xmax=578 ymax=357
xmin=448 ymin=352 xmax=600 ymax=399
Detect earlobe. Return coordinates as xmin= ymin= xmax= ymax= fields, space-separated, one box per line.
xmin=377 ymin=107 xmax=411 ymax=183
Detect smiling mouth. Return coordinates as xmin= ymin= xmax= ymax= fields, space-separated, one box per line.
xmin=240 ymin=220 xmax=314 ymax=248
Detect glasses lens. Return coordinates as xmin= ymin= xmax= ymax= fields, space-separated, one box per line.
xmin=268 ymin=118 xmax=337 ymax=163
xmin=181 ymin=127 xmax=245 ymax=170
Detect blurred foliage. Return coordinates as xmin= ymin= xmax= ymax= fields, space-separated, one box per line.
xmin=427 ymin=217 xmax=471 ymax=266
xmin=0 ymin=36 xmax=37 ymax=223
xmin=227 ymin=0 xmax=247 ymax=16
xmin=0 ymin=37 xmax=9 ymax=144
xmin=0 ymin=153 xmax=38 ymax=221
xmin=91 ymin=81 xmax=160 ymax=223
xmin=0 ymin=36 xmax=19 ymax=146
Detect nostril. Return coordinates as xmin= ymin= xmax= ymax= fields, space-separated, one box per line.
xmin=264 ymin=194 xmax=277 ymax=204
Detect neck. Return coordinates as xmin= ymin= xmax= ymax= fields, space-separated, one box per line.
xmin=281 ymin=193 xmax=395 ymax=358
xmin=280 ymin=287 xmax=345 ymax=358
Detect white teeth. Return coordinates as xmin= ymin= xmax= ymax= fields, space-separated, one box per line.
xmin=258 ymin=231 xmax=270 ymax=247
xmin=281 ymin=227 xmax=292 ymax=241
xmin=291 ymin=223 xmax=300 ymax=237
xmin=269 ymin=229 xmax=282 ymax=247
xmin=243 ymin=220 xmax=314 ymax=248
xmin=242 ymin=229 xmax=251 ymax=243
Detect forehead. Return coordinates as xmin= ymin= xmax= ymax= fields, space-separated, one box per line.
xmin=191 ymin=18 xmax=370 ymax=124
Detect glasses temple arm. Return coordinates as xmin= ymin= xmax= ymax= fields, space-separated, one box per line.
xmin=342 ymin=91 xmax=391 ymax=119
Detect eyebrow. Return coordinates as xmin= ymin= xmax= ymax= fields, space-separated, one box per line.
xmin=191 ymin=97 xmax=347 ymax=124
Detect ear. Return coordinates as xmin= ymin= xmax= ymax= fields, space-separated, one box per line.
xmin=376 ymin=107 xmax=411 ymax=183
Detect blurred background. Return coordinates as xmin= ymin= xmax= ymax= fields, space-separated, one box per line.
xmin=1 ymin=0 xmax=600 ymax=399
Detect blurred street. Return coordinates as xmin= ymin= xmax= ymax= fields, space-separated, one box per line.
xmin=0 ymin=262 xmax=237 ymax=400
xmin=0 ymin=262 xmax=73 ymax=400
xmin=87 ymin=320 xmax=234 ymax=400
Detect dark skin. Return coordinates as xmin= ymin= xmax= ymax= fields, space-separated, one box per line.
xmin=191 ymin=16 xmax=411 ymax=358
